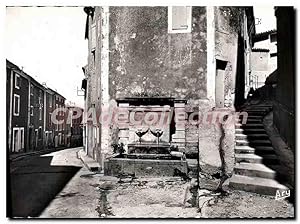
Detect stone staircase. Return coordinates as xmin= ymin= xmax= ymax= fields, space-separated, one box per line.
xmin=229 ymin=103 xmax=288 ymax=195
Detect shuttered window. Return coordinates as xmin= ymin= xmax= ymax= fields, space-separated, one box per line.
xmin=168 ymin=6 xmax=192 ymax=33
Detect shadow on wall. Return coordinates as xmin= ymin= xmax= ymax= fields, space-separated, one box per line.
xmin=8 ymin=156 xmax=81 ymax=218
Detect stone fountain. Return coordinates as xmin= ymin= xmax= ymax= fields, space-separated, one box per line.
xmin=104 ymin=97 xmax=188 ymax=177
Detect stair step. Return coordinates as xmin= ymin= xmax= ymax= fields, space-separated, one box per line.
xmin=234 ymin=162 xmax=276 ymax=179
xmin=243 ymin=109 xmax=269 ymax=113
xmin=235 ymin=146 xmax=275 ymax=155
xmin=229 ymin=174 xmax=287 ymax=195
xmin=236 ymin=123 xmax=264 ymax=128
xmin=235 ymin=153 xmax=262 ymax=163
xmin=246 ymin=115 xmax=264 ymax=119
xmin=235 ymin=128 xmax=267 ymax=134
xmin=236 ymin=139 xmax=272 ymax=146
xmin=244 ymin=111 xmax=267 ymax=116
xmin=235 ymin=133 xmax=269 ymax=140
xmin=239 ymin=118 xmax=263 ymax=124
xmin=235 ymin=153 xmax=279 ymax=164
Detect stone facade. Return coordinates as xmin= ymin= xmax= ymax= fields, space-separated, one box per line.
xmin=82 ymin=6 xmax=255 ymax=176
xmin=251 ymin=30 xmax=277 ymax=88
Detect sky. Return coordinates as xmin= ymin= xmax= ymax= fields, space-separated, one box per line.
xmin=253 ymin=6 xmax=277 ymax=33
xmin=5 ymin=7 xmax=87 ymax=108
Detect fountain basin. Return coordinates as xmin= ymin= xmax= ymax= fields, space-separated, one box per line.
xmin=104 ymin=157 xmax=188 ymax=177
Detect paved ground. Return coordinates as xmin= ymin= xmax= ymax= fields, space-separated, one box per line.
xmin=198 ymin=188 xmax=294 ymax=218
xmin=8 ymin=147 xmax=93 ymax=218
xmin=8 ymin=147 xmax=295 ymax=218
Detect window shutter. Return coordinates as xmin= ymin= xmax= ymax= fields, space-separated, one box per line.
xmin=172 ymin=6 xmax=189 ymax=30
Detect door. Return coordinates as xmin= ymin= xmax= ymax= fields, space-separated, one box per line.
xmin=12 ymin=127 xmax=24 ymax=153
xmin=35 ymin=129 xmax=38 ymax=149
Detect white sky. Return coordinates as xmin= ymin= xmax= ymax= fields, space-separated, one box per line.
xmin=253 ymin=6 xmax=277 ymax=33
xmin=5 ymin=7 xmax=87 ymax=108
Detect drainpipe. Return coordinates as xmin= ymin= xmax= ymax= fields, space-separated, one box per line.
xmin=27 ymin=78 xmax=31 ymax=152
xmin=43 ymin=88 xmax=47 ymax=148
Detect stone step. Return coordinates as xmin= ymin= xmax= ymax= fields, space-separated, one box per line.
xmin=243 ymin=109 xmax=269 ymax=113
xmin=239 ymin=118 xmax=263 ymax=124
xmin=235 ymin=133 xmax=269 ymax=140
xmin=234 ymin=162 xmax=276 ymax=179
xmin=235 ymin=128 xmax=267 ymax=134
xmin=246 ymin=115 xmax=264 ymax=119
xmin=229 ymin=174 xmax=287 ymax=195
xmin=243 ymin=111 xmax=267 ymax=116
xmin=235 ymin=153 xmax=262 ymax=163
xmin=235 ymin=146 xmax=275 ymax=155
xmin=236 ymin=123 xmax=264 ymax=128
xmin=235 ymin=153 xmax=279 ymax=164
xmin=236 ymin=139 xmax=272 ymax=147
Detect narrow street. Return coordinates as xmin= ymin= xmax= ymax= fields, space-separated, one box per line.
xmin=9 ymin=147 xmax=98 ymax=218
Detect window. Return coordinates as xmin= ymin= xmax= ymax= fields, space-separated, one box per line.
xmin=56 ymin=104 xmax=58 ymax=131
xmin=13 ymin=94 xmax=20 ymax=116
xmin=39 ymin=107 xmax=42 ymax=120
xmin=30 ymin=106 xmax=34 ymax=116
xmin=38 ymin=126 xmax=42 ymax=139
xmin=15 ymin=73 xmax=21 ymax=89
xmin=30 ymin=84 xmax=34 ymax=95
xmin=49 ymin=113 xmax=52 ymax=125
xmin=168 ymin=6 xmax=192 ymax=33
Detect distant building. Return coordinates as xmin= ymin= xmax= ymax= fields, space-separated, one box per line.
xmin=251 ymin=30 xmax=277 ymax=88
xmin=6 ymin=59 xmax=67 ymax=154
xmin=28 ymin=76 xmax=45 ymax=151
xmin=53 ymin=92 xmax=66 ymax=148
xmin=65 ymin=105 xmax=84 ymax=148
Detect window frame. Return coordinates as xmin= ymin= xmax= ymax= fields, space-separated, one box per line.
xmin=30 ymin=105 xmax=34 ymax=116
xmin=13 ymin=94 xmax=20 ymax=116
xmin=15 ymin=73 xmax=21 ymax=89
xmin=168 ymin=6 xmax=192 ymax=34
xmin=30 ymin=84 xmax=34 ymax=96
xmin=39 ymin=106 xmax=42 ymax=120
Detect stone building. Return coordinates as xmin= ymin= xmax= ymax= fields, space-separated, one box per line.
xmin=251 ymin=30 xmax=277 ymax=89
xmin=82 ymin=7 xmax=255 ymax=176
xmin=6 ymin=59 xmax=67 ymax=154
xmin=65 ymin=105 xmax=84 ymax=148
xmin=6 ymin=60 xmax=29 ymax=153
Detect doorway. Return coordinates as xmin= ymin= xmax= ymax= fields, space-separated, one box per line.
xmin=12 ymin=127 xmax=24 ymax=153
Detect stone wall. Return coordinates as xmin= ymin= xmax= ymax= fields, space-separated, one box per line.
xmin=109 ymin=7 xmax=207 ymax=100
xmin=274 ymin=7 xmax=295 ymax=152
